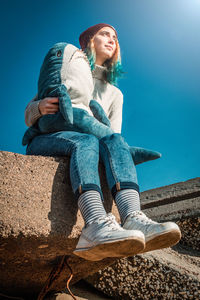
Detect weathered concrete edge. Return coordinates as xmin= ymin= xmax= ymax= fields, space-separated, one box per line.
xmin=140 ymin=177 xmax=200 ymax=209
xmin=143 ymin=196 xmax=200 ymax=221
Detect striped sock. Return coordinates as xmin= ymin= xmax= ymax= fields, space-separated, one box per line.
xmin=115 ymin=189 xmax=141 ymax=225
xmin=78 ymin=190 xmax=107 ymax=226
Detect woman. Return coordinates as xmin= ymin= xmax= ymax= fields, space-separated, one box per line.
xmin=25 ymin=23 xmax=181 ymax=261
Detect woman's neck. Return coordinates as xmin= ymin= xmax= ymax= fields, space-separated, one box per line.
xmin=95 ymin=58 xmax=105 ymax=66
xmin=92 ymin=64 xmax=107 ymax=81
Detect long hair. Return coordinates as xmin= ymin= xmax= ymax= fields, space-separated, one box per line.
xmin=84 ymin=36 xmax=124 ymax=86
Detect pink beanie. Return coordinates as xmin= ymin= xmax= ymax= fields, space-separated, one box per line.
xmin=79 ymin=23 xmax=118 ymax=50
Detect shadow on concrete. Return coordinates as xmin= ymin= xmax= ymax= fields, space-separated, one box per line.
xmin=48 ymin=156 xmax=78 ymax=237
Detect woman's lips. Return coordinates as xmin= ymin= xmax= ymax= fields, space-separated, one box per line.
xmin=105 ymin=45 xmax=113 ymax=51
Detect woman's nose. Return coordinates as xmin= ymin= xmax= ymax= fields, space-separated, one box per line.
xmin=108 ymin=38 xmax=115 ymax=44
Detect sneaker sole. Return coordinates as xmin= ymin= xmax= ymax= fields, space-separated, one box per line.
xmin=140 ymin=228 xmax=181 ymax=253
xmin=73 ymin=236 xmax=145 ymax=261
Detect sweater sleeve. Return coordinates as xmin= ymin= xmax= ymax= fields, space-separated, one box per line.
xmin=64 ymin=50 xmax=94 ymax=109
xmin=24 ymin=94 xmax=41 ymax=127
xmin=108 ymin=89 xmax=123 ymax=134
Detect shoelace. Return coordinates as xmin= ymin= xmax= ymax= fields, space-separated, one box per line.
xmin=130 ymin=211 xmax=157 ymax=225
xmin=98 ymin=213 xmax=121 ymax=231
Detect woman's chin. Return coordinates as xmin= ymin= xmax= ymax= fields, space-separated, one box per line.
xmin=103 ymin=53 xmax=114 ymax=61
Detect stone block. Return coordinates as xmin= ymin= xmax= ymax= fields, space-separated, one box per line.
xmin=0 ymin=151 xmax=117 ymax=298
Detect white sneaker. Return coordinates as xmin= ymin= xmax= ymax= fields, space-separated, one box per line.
xmin=123 ymin=211 xmax=181 ymax=253
xmin=73 ymin=213 xmax=145 ymax=261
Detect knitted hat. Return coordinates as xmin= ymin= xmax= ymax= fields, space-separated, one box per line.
xmin=79 ymin=23 xmax=118 ymax=50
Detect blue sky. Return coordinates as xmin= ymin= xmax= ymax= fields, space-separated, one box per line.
xmin=1 ymin=0 xmax=200 ymax=191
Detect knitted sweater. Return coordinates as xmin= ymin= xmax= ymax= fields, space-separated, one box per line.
xmin=25 ymin=47 xmax=123 ymax=133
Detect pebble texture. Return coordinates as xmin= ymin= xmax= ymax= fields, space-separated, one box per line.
xmin=87 ymin=248 xmax=200 ymax=299
xmin=177 ymin=217 xmax=200 ymax=251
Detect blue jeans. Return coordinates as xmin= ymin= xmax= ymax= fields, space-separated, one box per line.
xmin=26 ymin=131 xmax=139 ymax=200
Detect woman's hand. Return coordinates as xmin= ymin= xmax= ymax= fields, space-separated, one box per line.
xmin=38 ymin=97 xmax=59 ymax=115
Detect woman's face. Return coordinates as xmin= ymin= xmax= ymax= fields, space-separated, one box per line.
xmin=93 ymin=26 xmax=117 ymax=65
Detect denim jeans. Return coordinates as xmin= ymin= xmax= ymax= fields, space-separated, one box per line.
xmin=26 ymin=131 xmax=139 ymax=200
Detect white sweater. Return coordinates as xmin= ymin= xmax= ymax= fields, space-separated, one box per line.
xmin=25 ymin=44 xmax=123 ymax=133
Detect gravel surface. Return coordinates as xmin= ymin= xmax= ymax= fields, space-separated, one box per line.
xmin=87 ymin=247 xmax=200 ymax=299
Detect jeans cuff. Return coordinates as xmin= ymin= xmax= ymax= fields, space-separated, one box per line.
xmin=75 ymin=184 xmax=104 ymax=201
xmin=111 ymin=182 xmax=140 ymax=199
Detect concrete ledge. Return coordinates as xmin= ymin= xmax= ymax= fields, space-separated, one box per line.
xmin=0 ymin=151 xmax=116 ymax=297
xmin=141 ymin=178 xmax=200 ymax=222
xmin=140 ymin=177 xmax=200 ymax=210
xmin=143 ymin=196 xmax=200 ymax=221
xmin=0 ymin=150 xmax=199 ymax=298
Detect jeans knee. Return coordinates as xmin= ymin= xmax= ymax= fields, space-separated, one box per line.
xmin=77 ymin=134 xmax=99 ymax=151
xmin=82 ymin=134 xmax=99 ymax=146
xmin=101 ymin=133 xmax=127 ymax=147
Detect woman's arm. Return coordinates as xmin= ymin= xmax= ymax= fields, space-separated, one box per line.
xmin=25 ymin=95 xmax=59 ymax=127
xmin=25 ymin=95 xmax=41 ymax=127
